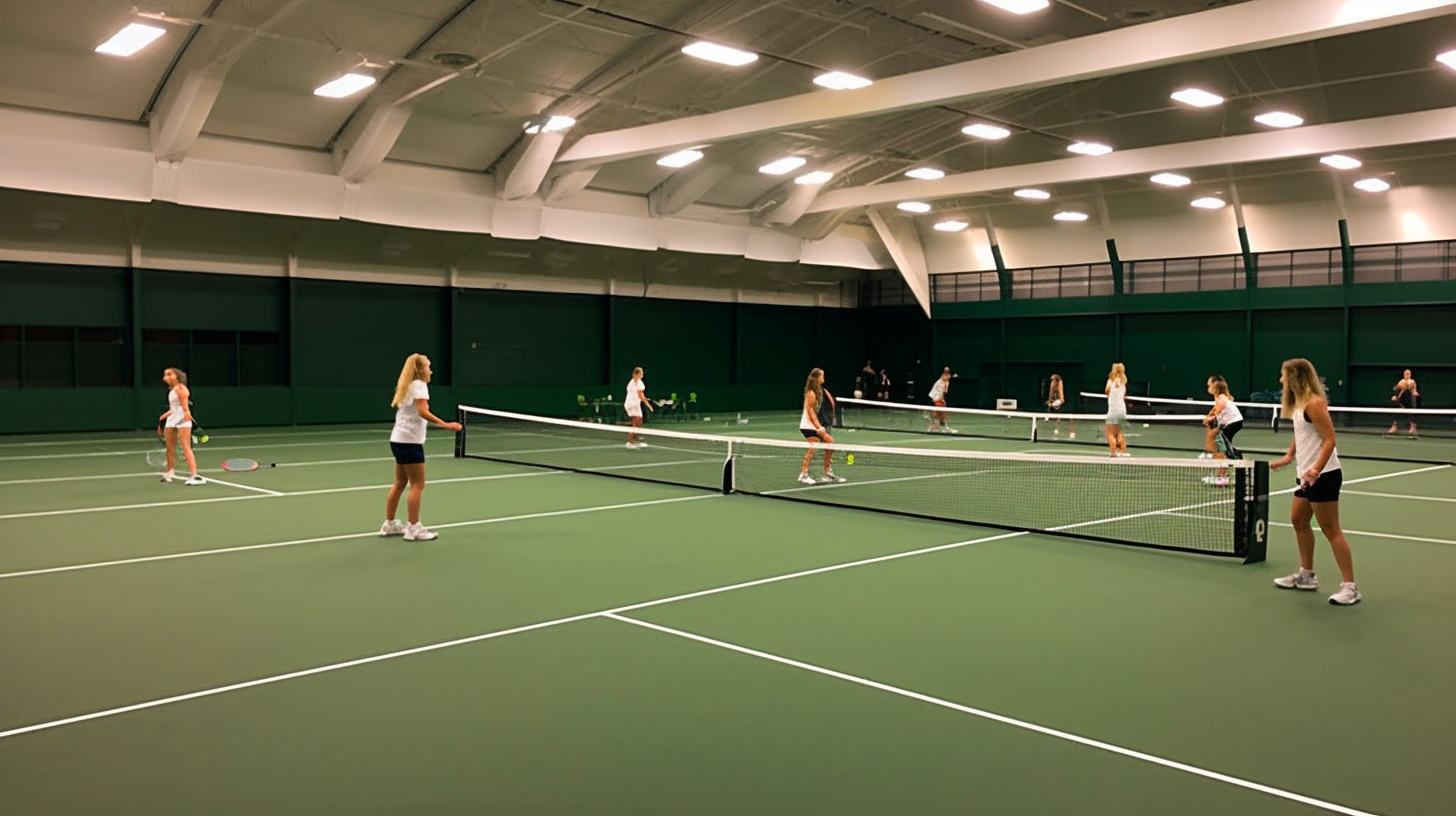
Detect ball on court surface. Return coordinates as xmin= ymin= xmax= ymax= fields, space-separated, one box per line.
xmin=1142 ymin=423 xmax=1149 ymax=428
xmin=846 ymin=454 xmax=855 ymax=466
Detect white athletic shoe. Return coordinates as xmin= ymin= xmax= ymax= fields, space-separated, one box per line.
xmin=625 ymin=442 xmax=638 ymax=449
xmin=160 ymin=469 xmax=175 ymax=483
xmin=404 ymin=523 xmax=438 ymax=541
xmin=380 ymin=519 xmax=407 ymax=537
xmin=636 ymin=441 xmax=649 ymax=448
xmin=1274 ymin=570 xmax=1319 ymax=591
xmin=1198 ymin=453 xmax=1213 ymax=460
xmin=819 ymin=471 xmax=847 ymax=484
xmin=797 ymin=472 xmax=817 ymax=486
xmin=1069 ymin=432 xmax=1076 ymax=439
xmin=1329 ymin=582 xmax=1362 ymax=606
xmin=184 ymin=475 xmax=205 ymax=486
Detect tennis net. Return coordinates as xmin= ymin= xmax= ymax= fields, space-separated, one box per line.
xmin=1080 ymin=392 xmax=1456 ymax=439
xmin=835 ymin=397 xmax=1207 ymax=449
xmin=457 ymin=405 xmax=1270 ymax=562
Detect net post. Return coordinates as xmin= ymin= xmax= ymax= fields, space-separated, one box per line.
xmin=1235 ymin=461 xmax=1270 ymax=564
xmin=722 ymin=440 xmax=735 ymax=494
xmin=454 ymin=406 xmax=466 ymax=459
xmin=1029 ymin=415 xmax=1038 ymax=443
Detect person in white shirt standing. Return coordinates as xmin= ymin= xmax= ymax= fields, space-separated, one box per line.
xmin=927 ymin=370 xmax=953 ymax=433
xmin=624 ymin=366 xmax=654 ymax=449
xmin=381 ymin=353 xmax=461 ymax=542
xmin=159 ymin=367 xmax=204 ymax=486
xmin=798 ymin=367 xmax=846 ymax=485
xmin=1270 ymin=357 xmax=1360 ymax=606
xmin=1104 ymin=363 xmax=1129 ymax=457
xmin=1202 ymin=375 xmax=1245 ymax=486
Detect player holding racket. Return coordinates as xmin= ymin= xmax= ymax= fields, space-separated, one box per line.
xmin=1270 ymin=358 xmax=1360 ymax=606
xmin=381 ymin=353 xmax=461 ymax=541
xmin=159 ymin=368 xmax=204 ymax=486
xmin=1387 ymin=369 xmax=1419 ymax=437
xmin=1104 ymin=363 xmax=1129 ymax=457
xmin=1046 ymin=373 xmax=1075 ymax=439
xmin=624 ymin=367 xmax=653 ymax=448
xmin=798 ymin=368 xmax=846 ymax=485
xmin=927 ymin=369 xmax=953 ymax=433
xmin=1201 ymin=375 xmax=1244 ymax=486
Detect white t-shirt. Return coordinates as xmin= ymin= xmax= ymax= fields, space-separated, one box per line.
xmin=929 ymin=379 xmax=948 ymax=401
xmin=1106 ymin=379 xmax=1127 ymax=412
xmin=625 ymin=379 xmax=645 ymax=408
xmin=390 ymin=380 xmax=430 ymax=444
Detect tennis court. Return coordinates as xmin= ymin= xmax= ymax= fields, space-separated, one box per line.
xmin=2 ymin=414 xmax=1454 ymax=816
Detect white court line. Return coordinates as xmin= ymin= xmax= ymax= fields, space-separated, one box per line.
xmin=0 ymin=493 xmax=721 ymax=580
xmin=0 ymin=436 xmax=454 ymax=463
xmin=0 ymin=427 xmax=389 ymax=449
xmin=604 ymin=614 xmax=1383 ymax=816
xmin=0 ymin=457 xmax=399 ymax=485
xmin=0 ymin=530 xmax=1026 ymax=736
xmin=1269 ymin=523 xmax=1456 ymax=548
xmin=1343 ymin=490 xmax=1456 ymax=504
xmin=200 ymin=476 xmax=284 ymax=497
xmin=1268 ymin=464 xmax=1451 ymax=498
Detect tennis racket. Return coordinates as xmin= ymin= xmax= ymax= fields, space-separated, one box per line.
xmin=221 ymin=458 xmax=259 ymax=472
xmin=146 ymin=421 xmax=168 ymax=471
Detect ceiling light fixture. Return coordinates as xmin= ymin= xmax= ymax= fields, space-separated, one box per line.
xmin=905 ymin=167 xmax=946 ymax=180
xmin=1353 ymin=178 xmax=1391 ymax=193
xmin=962 ymin=123 xmax=1011 ymax=140
xmin=1014 ymin=188 xmax=1051 ymax=200
xmin=681 ymin=41 xmax=758 ymax=67
xmin=897 ymin=201 xmax=932 ymax=213
xmin=657 ymin=149 xmax=704 ymax=168
xmin=933 ymin=220 xmax=970 ymax=232
xmin=978 ymin=0 xmax=1051 ymax=13
xmin=95 ymin=23 xmax=166 ymax=57
xmin=1067 ymin=141 xmax=1113 ymax=156
xmin=314 ymin=73 xmax=377 ymax=99
xmin=1320 ymin=154 xmax=1362 ymax=170
xmin=795 ymin=170 xmax=834 ymax=185
xmin=1170 ymin=88 xmax=1224 ymax=108
xmin=1150 ymin=172 xmax=1192 ymax=187
xmin=759 ymin=157 xmax=807 ymax=175
xmin=1254 ymin=111 xmax=1303 ymax=128
xmin=814 ymin=71 xmax=872 ymax=90
xmin=524 ymin=114 xmax=576 ymax=134
xmin=1437 ymin=49 xmax=1456 ymax=70
xmin=1190 ymin=197 xmax=1226 ymax=209
xmin=1053 ymin=211 xmax=1089 ymax=222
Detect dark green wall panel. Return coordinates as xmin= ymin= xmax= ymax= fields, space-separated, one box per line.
xmin=293 ymin=280 xmax=448 ymax=387
xmin=611 ymin=298 xmax=733 ymax=391
xmin=1349 ymin=305 xmax=1456 ymax=366
xmin=139 ymin=270 xmax=284 ymax=331
xmin=1250 ymin=309 xmax=1344 ymax=399
xmin=1119 ymin=312 xmax=1249 ymax=398
xmin=0 ymin=264 xmax=127 ymax=326
xmin=737 ymin=304 xmax=816 ymax=385
xmin=455 ymin=289 xmax=603 ymax=386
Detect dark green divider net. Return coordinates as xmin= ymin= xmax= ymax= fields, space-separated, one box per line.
xmin=457 ymin=405 xmax=1269 ymax=563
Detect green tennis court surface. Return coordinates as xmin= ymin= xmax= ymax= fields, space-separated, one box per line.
xmin=2 ymin=415 xmax=1454 ymax=815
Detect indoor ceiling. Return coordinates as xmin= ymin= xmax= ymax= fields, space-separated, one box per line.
xmin=1 ymin=0 xmax=1454 ymax=239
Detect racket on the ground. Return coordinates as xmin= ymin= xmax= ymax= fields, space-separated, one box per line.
xmin=221 ymin=458 xmax=259 ymax=472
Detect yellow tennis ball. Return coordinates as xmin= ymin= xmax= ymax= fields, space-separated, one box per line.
xmin=846 ymin=454 xmax=855 ymax=465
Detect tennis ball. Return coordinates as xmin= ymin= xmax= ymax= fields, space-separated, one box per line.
xmin=846 ymin=454 xmax=855 ymax=465
xmin=1142 ymin=423 xmax=1150 ymax=428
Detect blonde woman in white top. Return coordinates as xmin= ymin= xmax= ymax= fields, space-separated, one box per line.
xmin=159 ymin=367 xmax=204 ymax=486
xmin=927 ymin=370 xmax=952 ymax=432
xmin=798 ymin=368 xmax=846 ymax=485
xmin=381 ymin=353 xmax=461 ymax=542
xmin=1270 ymin=358 xmax=1360 ymax=605
xmin=623 ymin=367 xmax=654 ymax=449
xmin=1103 ymin=363 xmax=1129 ymax=457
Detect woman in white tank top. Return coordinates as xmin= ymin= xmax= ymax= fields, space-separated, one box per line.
xmin=1270 ymin=358 xmax=1360 ymax=605
xmin=158 ymin=368 xmax=203 ymax=486
xmin=1103 ymin=363 xmax=1129 ymax=457
xmin=798 ymin=368 xmax=846 ymax=486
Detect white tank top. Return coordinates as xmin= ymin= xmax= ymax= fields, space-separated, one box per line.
xmin=1293 ymin=407 xmax=1341 ymax=475
xmin=1106 ymin=380 xmax=1126 ymax=411
xmin=167 ymin=387 xmax=184 ymax=418
xmin=1216 ymin=397 xmax=1243 ymax=427
xmin=801 ymin=392 xmax=819 ymax=431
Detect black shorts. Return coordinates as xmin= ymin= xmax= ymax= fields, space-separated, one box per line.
xmin=390 ymin=442 xmax=426 ymax=465
xmin=1293 ymin=468 xmax=1342 ymax=503
xmin=801 ymin=428 xmax=824 ymax=440
xmin=1220 ymin=420 xmax=1243 ymax=441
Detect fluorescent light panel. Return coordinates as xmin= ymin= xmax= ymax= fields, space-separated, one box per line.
xmin=1354 ymin=178 xmax=1391 ymax=193
xmin=1254 ymin=111 xmax=1303 ymax=128
xmin=95 ymin=23 xmax=166 ymax=57
xmin=656 ymin=149 xmax=703 ymax=168
xmin=524 ymin=114 xmax=576 ymax=134
xmin=978 ymin=0 xmax=1051 ymax=13
xmin=897 ymin=201 xmax=932 ymax=213
xmin=933 ymin=220 xmax=970 ymax=232
xmin=1190 ymin=197 xmax=1226 ymax=209
xmin=1170 ymin=88 xmax=1224 ymax=108
xmin=1067 ymin=141 xmax=1113 ymax=156
xmin=963 ymin=123 xmax=1011 ymax=140
xmin=1320 ymin=154 xmax=1362 ymax=170
xmin=1150 ymin=172 xmax=1191 ymax=187
xmin=814 ymin=71 xmax=872 ymax=90
xmin=314 ymin=73 xmax=377 ymax=98
xmin=1437 ymin=49 xmax=1456 ymax=70
xmin=759 ymin=157 xmax=807 ymax=175
xmin=681 ymin=41 xmax=758 ymax=66
xmin=1053 ymin=211 xmax=1089 ymax=222
xmin=904 ymin=167 xmax=945 ymax=180
xmin=795 ymin=170 xmax=834 ymax=185
xmin=1014 ymin=188 xmax=1051 ymax=200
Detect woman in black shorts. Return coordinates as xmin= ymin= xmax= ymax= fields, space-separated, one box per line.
xmin=382 ymin=353 xmax=461 ymax=542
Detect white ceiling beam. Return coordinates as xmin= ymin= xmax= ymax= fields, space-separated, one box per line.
xmin=149 ymin=0 xmax=312 ymax=162
xmin=556 ymin=0 xmax=1456 ymax=168
xmin=496 ymin=132 xmax=567 ymax=201
xmin=648 ymin=162 xmax=735 ymax=217
xmin=544 ymin=169 xmax=601 ymax=203
xmin=334 ymin=103 xmax=415 ymax=183
xmin=866 ymin=208 xmax=931 ymax=317
xmin=806 ymin=107 xmax=1456 ymax=213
